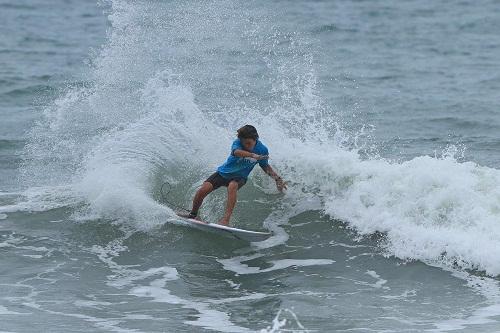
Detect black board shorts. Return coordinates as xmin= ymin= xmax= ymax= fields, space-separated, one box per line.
xmin=205 ymin=172 xmax=246 ymax=190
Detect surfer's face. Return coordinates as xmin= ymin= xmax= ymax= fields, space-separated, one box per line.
xmin=241 ymin=138 xmax=256 ymax=151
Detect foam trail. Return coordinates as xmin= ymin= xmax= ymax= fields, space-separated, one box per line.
xmin=218 ymin=252 xmax=334 ymax=275
xmin=92 ymin=238 xmax=256 ymax=332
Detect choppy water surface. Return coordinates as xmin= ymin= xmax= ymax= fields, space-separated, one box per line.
xmin=1 ymin=0 xmax=500 ymax=332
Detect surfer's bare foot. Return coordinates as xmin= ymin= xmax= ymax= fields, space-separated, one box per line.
xmin=177 ymin=212 xmax=194 ymax=219
xmin=218 ymin=218 xmax=230 ymax=226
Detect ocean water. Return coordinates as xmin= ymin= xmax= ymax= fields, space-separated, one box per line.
xmin=1 ymin=0 xmax=500 ymax=332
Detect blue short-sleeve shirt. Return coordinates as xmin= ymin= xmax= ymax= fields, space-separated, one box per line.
xmin=216 ymin=139 xmax=269 ymax=179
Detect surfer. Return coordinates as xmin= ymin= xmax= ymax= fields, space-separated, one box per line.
xmin=186 ymin=125 xmax=287 ymax=226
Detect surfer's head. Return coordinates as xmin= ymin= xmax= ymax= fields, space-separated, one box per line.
xmin=237 ymin=125 xmax=259 ymax=151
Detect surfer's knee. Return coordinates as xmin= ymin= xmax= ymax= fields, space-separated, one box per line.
xmin=227 ymin=181 xmax=239 ymax=191
xmin=199 ymin=182 xmax=213 ymax=195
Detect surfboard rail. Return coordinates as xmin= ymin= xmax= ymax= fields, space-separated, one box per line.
xmin=175 ymin=213 xmax=272 ymax=242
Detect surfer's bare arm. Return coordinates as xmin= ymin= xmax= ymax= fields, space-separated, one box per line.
xmin=233 ymin=149 xmax=268 ymax=160
xmin=262 ymin=165 xmax=287 ymax=192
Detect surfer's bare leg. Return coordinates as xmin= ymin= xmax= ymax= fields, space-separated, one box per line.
xmin=219 ymin=180 xmax=238 ymax=226
xmin=190 ymin=182 xmax=213 ymax=218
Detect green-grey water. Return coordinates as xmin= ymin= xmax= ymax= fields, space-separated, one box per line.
xmin=2 ymin=0 xmax=500 ymax=332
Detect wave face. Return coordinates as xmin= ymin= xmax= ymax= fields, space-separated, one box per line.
xmin=19 ymin=0 xmax=500 ymax=276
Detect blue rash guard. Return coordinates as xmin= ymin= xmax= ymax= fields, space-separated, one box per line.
xmin=216 ymin=139 xmax=269 ymax=179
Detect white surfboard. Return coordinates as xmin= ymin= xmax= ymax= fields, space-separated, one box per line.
xmin=175 ymin=213 xmax=272 ymax=242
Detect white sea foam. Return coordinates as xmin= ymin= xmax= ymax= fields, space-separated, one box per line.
xmin=0 ymin=186 xmax=77 ymax=214
xmin=365 ymin=270 xmax=389 ymax=289
xmin=316 ymin=150 xmax=500 ymax=276
xmin=0 ymin=305 xmax=27 ymax=315
xmin=259 ymin=309 xmax=308 ymax=333
xmin=218 ymin=252 xmax=334 ymax=275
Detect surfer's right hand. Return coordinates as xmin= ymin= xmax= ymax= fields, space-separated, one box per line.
xmin=275 ymin=177 xmax=287 ymax=192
